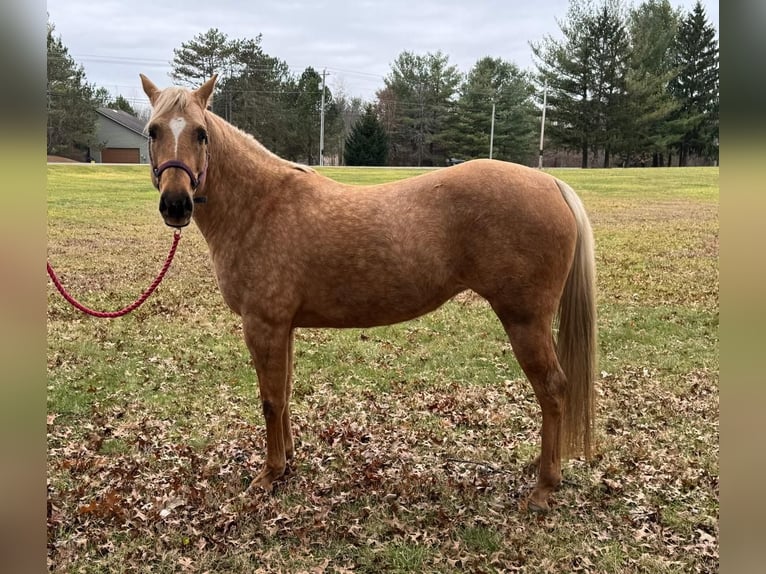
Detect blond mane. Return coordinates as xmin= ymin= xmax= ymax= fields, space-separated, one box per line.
xmin=146 ymin=87 xmax=192 ymax=126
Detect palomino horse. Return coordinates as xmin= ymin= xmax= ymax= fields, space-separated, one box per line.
xmin=140 ymin=74 xmax=597 ymax=512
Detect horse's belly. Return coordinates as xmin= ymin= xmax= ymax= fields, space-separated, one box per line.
xmin=293 ymin=281 xmax=464 ymax=329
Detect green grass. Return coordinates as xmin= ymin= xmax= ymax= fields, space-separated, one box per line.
xmin=47 ymin=164 xmax=718 ymax=573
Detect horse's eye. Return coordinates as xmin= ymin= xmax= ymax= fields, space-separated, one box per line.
xmin=147 ymin=126 xmax=157 ymax=140
xmin=197 ymin=128 xmax=208 ymax=144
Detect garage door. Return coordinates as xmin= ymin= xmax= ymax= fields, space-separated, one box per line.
xmin=102 ymin=148 xmax=140 ymax=163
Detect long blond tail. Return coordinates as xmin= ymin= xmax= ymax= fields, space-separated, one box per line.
xmin=555 ymin=179 xmax=597 ymax=459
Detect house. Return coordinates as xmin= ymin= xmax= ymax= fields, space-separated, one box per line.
xmin=93 ymin=108 xmax=149 ymax=164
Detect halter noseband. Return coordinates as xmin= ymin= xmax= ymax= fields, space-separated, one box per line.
xmin=151 ymin=150 xmax=209 ymax=204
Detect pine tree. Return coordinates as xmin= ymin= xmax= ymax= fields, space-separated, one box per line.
xmin=170 ymin=28 xmax=239 ymax=88
xmin=289 ymin=67 xmax=336 ymax=165
xmin=622 ymin=0 xmax=682 ymax=166
xmin=219 ymin=38 xmax=292 ymax=149
xmin=531 ymin=0 xmax=631 ymax=167
xmin=668 ymin=1 xmax=719 ymax=165
xmin=532 ymin=0 xmax=601 ymax=167
xmin=108 ymin=95 xmax=137 ymax=115
xmin=344 ymin=105 xmax=388 ymax=166
xmin=334 ymin=91 xmax=366 ymax=164
xmin=46 ymin=20 xmax=100 ymax=158
xmin=380 ymin=51 xmax=461 ymax=166
xmin=588 ymin=2 xmax=630 ymax=167
xmin=442 ymin=57 xmax=537 ymax=163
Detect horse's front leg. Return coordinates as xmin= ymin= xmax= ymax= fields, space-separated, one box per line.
xmin=242 ymin=317 xmax=292 ymax=491
xmin=283 ymin=331 xmax=295 ymax=462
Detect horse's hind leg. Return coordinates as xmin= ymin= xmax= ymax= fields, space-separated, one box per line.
xmin=497 ymin=312 xmax=567 ymax=512
xmin=242 ymin=317 xmax=292 ymax=491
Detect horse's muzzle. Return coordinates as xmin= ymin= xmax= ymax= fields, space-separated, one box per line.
xmin=159 ymin=191 xmax=193 ymax=228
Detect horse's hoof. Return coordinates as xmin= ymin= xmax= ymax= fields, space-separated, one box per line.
xmin=246 ymin=467 xmax=283 ymax=493
xmin=526 ymin=496 xmax=550 ymax=513
xmin=245 ymin=477 xmax=273 ymax=493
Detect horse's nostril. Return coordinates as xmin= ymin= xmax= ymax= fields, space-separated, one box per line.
xmin=159 ymin=193 xmax=193 ymax=219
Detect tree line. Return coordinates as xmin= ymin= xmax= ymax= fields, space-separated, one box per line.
xmin=47 ymin=21 xmax=137 ymax=158
xmin=47 ymin=0 xmax=718 ymax=168
xmin=532 ymin=0 xmax=718 ymax=167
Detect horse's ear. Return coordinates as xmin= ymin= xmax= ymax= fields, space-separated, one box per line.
xmin=194 ymin=75 xmax=217 ymax=109
xmin=140 ymin=74 xmax=161 ymax=105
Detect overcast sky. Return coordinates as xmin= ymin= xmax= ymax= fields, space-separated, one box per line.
xmin=47 ymin=0 xmax=718 ymax=109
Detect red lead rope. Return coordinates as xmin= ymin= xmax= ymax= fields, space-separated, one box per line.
xmin=47 ymin=231 xmax=182 ymax=318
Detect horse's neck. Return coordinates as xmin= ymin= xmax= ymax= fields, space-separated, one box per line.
xmin=191 ymin=114 xmax=289 ymax=241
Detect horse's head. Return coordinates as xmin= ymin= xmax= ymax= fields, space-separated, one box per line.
xmin=140 ymin=74 xmax=217 ymax=228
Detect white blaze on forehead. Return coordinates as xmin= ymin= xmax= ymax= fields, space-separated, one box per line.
xmin=169 ymin=117 xmax=187 ymax=156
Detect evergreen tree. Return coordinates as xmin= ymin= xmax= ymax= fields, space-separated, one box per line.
xmin=532 ymin=0 xmax=631 ymax=167
xmin=286 ymin=67 xmax=337 ymax=165
xmin=108 ymin=95 xmax=137 ymax=115
xmin=92 ymin=87 xmax=112 ymax=108
xmin=380 ymin=51 xmax=461 ymax=166
xmin=218 ymin=37 xmax=292 ymax=148
xmin=344 ymin=104 xmax=388 ymax=166
xmin=588 ymin=2 xmax=630 ymax=167
xmin=46 ymin=20 xmax=100 ymax=158
xmin=442 ymin=57 xmax=537 ymax=163
xmin=171 ymin=30 xmax=328 ymax=163
xmin=532 ymin=0 xmax=600 ymax=167
xmin=621 ymin=0 xmax=682 ymax=166
xmin=333 ymin=90 xmax=366 ymax=165
xmin=668 ymin=1 xmax=719 ymax=165
xmin=171 ymin=28 xmax=239 ymax=88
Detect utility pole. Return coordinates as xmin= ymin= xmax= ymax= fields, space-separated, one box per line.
xmin=319 ymin=68 xmax=326 ymax=166
xmin=489 ymin=101 xmax=495 ymax=160
xmin=538 ymin=79 xmax=548 ymax=169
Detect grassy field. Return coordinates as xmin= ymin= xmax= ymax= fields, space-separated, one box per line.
xmin=47 ymin=164 xmax=718 ymax=573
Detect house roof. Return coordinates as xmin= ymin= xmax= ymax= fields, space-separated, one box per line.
xmin=96 ymin=108 xmax=147 ymax=137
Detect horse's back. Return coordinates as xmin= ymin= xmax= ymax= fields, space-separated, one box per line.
xmin=361 ymin=159 xmax=574 ymax=234
xmin=362 ymin=159 xmax=579 ymax=277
